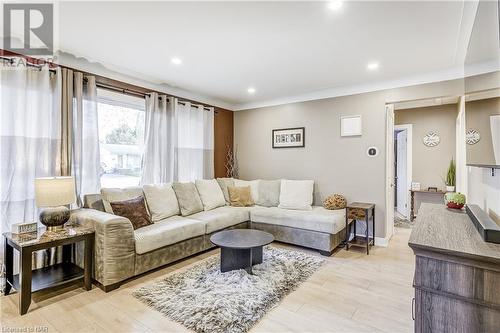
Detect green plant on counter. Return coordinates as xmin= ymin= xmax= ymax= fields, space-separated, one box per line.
xmin=445 ymin=192 xmax=466 ymax=205
xmin=445 ymin=158 xmax=456 ymax=186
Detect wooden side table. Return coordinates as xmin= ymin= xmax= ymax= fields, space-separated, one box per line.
xmin=3 ymin=224 xmax=94 ymax=315
xmin=409 ymin=189 xmax=446 ymax=221
xmin=345 ymin=202 xmax=375 ymax=255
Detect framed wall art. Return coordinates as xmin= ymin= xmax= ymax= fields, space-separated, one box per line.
xmin=272 ymin=127 xmax=305 ymax=148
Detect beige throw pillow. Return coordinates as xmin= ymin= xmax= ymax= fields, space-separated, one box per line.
xmin=216 ymin=177 xmax=235 ymax=204
xmin=257 ymin=180 xmax=281 ymax=207
xmin=234 ymin=179 xmax=260 ymax=203
xmin=172 ymin=182 xmax=204 ymax=216
xmin=143 ymin=183 xmax=180 ymax=221
xmin=278 ymin=179 xmax=314 ymax=210
xmin=228 ymin=186 xmax=254 ymax=207
xmin=195 ymin=179 xmax=226 ymax=211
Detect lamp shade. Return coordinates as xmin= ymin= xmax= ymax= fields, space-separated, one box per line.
xmin=35 ymin=177 xmax=76 ymax=207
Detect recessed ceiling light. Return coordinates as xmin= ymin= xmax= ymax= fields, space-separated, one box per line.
xmin=247 ymin=87 xmax=256 ymax=94
xmin=171 ymin=57 xmax=182 ymax=65
xmin=327 ymin=1 xmax=343 ymax=11
xmin=367 ymin=62 xmax=379 ymax=71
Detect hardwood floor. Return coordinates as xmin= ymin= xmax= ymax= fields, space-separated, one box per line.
xmin=1 ymin=227 xmax=415 ymax=332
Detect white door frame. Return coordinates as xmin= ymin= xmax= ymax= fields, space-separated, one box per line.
xmin=394 ymin=124 xmax=413 ymax=220
xmin=456 ymin=96 xmax=467 ymax=195
xmin=385 ymin=104 xmax=395 ymax=243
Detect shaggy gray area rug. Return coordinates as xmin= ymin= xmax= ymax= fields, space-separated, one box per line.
xmin=133 ymin=246 xmax=325 ymax=333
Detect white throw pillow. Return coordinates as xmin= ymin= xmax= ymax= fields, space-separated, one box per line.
xmin=143 ymin=183 xmax=180 ymax=221
xmin=278 ymin=180 xmax=314 ymax=210
xmin=234 ymin=179 xmax=260 ymax=203
xmin=195 ymin=179 xmax=226 ymax=211
xmin=101 ymin=186 xmax=144 ymax=214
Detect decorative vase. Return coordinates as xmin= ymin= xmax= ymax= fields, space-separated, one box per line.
xmin=446 ymin=186 xmax=455 ymax=192
xmin=39 ymin=206 xmax=70 ymax=231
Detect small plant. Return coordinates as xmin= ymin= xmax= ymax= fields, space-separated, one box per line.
xmin=444 ymin=192 xmax=466 ymax=209
xmin=445 ymin=158 xmax=456 ymax=187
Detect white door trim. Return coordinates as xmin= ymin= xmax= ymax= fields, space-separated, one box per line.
xmin=385 ymin=104 xmax=395 ymax=241
xmin=456 ymin=96 xmax=467 ymax=195
xmin=395 ymin=124 xmax=413 ymax=220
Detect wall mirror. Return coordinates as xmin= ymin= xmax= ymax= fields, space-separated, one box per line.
xmin=464 ymin=0 xmax=500 ymax=168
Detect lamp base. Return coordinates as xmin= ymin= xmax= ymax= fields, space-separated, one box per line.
xmin=39 ymin=206 xmax=70 ymax=230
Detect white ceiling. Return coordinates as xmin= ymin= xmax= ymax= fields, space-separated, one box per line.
xmin=54 ymin=1 xmax=484 ymax=110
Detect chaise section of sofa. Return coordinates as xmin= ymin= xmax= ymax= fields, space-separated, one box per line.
xmin=250 ymin=206 xmax=345 ymax=255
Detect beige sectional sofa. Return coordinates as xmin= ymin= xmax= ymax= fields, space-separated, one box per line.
xmin=70 ymin=179 xmax=346 ymax=291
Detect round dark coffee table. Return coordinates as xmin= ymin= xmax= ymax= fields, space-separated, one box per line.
xmin=210 ymin=229 xmax=274 ymax=274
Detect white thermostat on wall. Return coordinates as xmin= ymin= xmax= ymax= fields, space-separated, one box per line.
xmin=366 ymin=146 xmax=379 ymax=157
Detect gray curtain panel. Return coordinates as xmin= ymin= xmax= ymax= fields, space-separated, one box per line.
xmin=60 ymin=68 xmax=101 ymax=207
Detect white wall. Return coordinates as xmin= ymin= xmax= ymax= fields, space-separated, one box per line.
xmin=235 ymin=78 xmax=464 ymax=239
xmin=467 ymin=167 xmax=500 ymax=224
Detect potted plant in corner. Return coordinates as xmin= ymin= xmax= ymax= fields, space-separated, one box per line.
xmin=444 ymin=158 xmax=456 ymax=192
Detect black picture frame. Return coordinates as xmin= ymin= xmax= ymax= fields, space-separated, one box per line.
xmin=272 ymin=127 xmax=305 ymax=148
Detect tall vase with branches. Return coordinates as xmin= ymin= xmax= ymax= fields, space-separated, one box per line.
xmin=445 ymin=158 xmax=456 ymax=192
xmin=224 ymin=143 xmax=238 ymax=178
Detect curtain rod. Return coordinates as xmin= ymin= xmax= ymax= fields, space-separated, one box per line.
xmin=95 ymin=82 xmax=213 ymax=111
xmin=2 ymin=54 xmax=216 ymax=112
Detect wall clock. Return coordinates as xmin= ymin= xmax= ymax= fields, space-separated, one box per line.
xmin=423 ymin=131 xmax=440 ymax=147
xmin=466 ymin=129 xmax=480 ymax=145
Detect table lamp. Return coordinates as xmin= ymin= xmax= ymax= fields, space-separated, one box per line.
xmin=35 ymin=176 xmax=76 ymax=231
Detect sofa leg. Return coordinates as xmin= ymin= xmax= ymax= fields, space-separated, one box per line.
xmin=319 ymin=250 xmax=334 ymax=257
xmin=101 ymin=282 xmax=121 ymax=293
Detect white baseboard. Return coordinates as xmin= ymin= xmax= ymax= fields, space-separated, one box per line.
xmin=375 ymin=237 xmax=389 ymax=247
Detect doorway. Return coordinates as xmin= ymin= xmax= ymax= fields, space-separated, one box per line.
xmin=394 ymin=124 xmax=412 ymax=221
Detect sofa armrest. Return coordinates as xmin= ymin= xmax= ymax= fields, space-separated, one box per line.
xmin=69 ymin=209 xmax=135 ymax=287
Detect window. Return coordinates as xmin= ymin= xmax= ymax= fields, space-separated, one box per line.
xmin=97 ymin=89 xmax=145 ymax=188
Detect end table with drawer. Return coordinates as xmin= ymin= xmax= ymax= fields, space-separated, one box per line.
xmin=3 ymin=224 xmax=94 ymax=315
xmin=345 ymin=202 xmax=375 ymax=254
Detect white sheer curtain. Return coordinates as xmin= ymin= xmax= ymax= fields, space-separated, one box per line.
xmin=175 ymin=102 xmax=214 ymax=181
xmin=141 ymin=93 xmax=176 ymax=184
xmin=0 ymin=66 xmax=61 ymax=232
xmin=0 ymin=65 xmax=62 ymax=268
xmin=71 ymin=73 xmax=101 ymax=203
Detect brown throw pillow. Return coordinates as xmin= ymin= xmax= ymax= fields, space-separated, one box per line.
xmin=109 ymin=196 xmax=153 ymax=230
xmin=228 ymin=186 xmax=254 ymax=207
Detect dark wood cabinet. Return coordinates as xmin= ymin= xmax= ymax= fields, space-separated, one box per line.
xmin=409 ymin=204 xmax=500 ymax=332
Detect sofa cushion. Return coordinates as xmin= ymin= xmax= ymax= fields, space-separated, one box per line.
xmin=257 ymin=180 xmax=281 ymax=207
xmin=216 ymin=178 xmax=235 ymax=205
xmin=110 ymin=196 xmax=153 ymax=230
xmin=101 ymin=186 xmax=143 ymax=214
xmin=143 ymin=183 xmax=180 ymax=221
xmin=278 ymin=180 xmax=314 ymax=211
xmin=172 ymin=182 xmax=204 ymax=216
xmin=195 ymin=179 xmax=226 ymax=211
xmin=228 ymin=186 xmax=254 ymax=207
xmin=134 ymin=216 xmax=206 ymax=254
xmin=250 ymin=206 xmax=345 ymax=234
xmin=234 ymin=179 xmax=260 ymax=203
xmin=190 ymin=206 xmax=250 ymax=234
